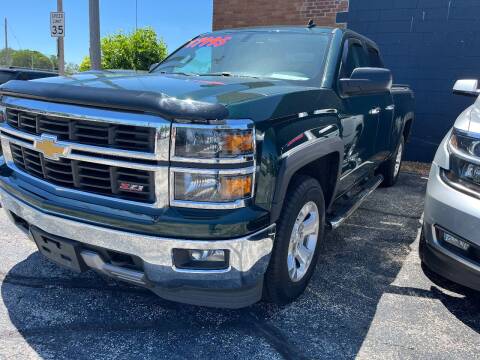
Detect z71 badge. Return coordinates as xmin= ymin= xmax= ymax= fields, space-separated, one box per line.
xmin=119 ymin=182 xmax=145 ymax=192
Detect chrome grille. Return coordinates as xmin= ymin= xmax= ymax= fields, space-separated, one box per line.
xmin=1 ymin=97 xmax=170 ymax=208
xmin=6 ymin=108 xmax=156 ymax=152
xmin=10 ymin=143 xmax=155 ymax=203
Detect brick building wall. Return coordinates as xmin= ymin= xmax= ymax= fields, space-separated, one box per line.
xmin=213 ymin=0 xmax=349 ymax=30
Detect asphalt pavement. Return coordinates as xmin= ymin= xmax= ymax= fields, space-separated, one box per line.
xmin=0 ymin=171 xmax=479 ymax=360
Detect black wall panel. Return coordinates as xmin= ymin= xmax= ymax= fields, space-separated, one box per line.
xmin=338 ymin=0 xmax=480 ymax=161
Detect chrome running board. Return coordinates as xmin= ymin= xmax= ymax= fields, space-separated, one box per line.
xmin=327 ymin=175 xmax=384 ymax=230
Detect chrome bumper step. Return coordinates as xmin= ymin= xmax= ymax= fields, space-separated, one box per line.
xmin=81 ymin=250 xmax=148 ymax=286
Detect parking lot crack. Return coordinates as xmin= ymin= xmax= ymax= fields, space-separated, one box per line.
xmin=244 ymin=311 xmax=310 ymax=360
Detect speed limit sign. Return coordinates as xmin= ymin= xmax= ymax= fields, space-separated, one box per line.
xmin=50 ymin=12 xmax=65 ymax=37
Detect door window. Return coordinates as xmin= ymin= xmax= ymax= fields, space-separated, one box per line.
xmin=340 ymin=41 xmax=369 ymax=78
xmin=366 ymin=46 xmax=384 ymax=68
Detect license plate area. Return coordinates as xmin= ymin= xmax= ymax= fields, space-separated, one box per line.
xmin=31 ymin=226 xmax=87 ymax=273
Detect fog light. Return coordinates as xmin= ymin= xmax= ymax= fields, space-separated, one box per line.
xmin=190 ymin=249 xmax=225 ymax=262
xmin=437 ymin=227 xmax=470 ymax=251
xmin=172 ymin=248 xmax=229 ymax=270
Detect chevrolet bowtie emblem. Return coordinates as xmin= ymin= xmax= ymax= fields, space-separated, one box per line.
xmin=34 ymin=135 xmax=68 ymax=160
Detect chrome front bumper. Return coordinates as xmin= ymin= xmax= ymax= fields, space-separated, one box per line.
xmin=423 ymin=163 xmax=480 ymax=291
xmin=0 ymin=187 xmax=276 ymax=307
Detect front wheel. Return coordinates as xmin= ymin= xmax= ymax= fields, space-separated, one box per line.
xmin=263 ymin=175 xmax=325 ymax=304
xmin=379 ymin=135 xmax=405 ymax=187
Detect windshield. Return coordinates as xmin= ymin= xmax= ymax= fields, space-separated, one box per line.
xmin=154 ymin=31 xmax=331 ymax=84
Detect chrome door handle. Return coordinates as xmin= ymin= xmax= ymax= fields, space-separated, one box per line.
xmin=385 ymin=104 xmax=395 ymax=111
xmin=369 ymin=107 xmax=381 ymax=115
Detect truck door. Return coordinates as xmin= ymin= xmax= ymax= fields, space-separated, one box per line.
xmin=366 ymin=44 xmax=395 ymax=163
xmin=336 ymin=38 xmax=381 ymax=193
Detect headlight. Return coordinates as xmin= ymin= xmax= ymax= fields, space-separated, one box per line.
xmin=450 ymin=130 xmax=480 ymax=157
xmin=171 ymin=168 xmax=254 ymax=208
xmin=445 ymin=130 xmax=480 ymax=192
xmin=172 ymin=121 xmax=255 ymax=163
xmin=170 ymin=120 xmax=256 ymax=209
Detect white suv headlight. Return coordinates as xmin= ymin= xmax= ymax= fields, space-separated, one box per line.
xmin=450 ymin=130 xmax=480 ymax=157
xmin=445 ymin=129 xmax=480 ymax=193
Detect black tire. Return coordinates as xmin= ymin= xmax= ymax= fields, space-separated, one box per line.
xmin=379 ymin=135 xmax=405 ymax=187
xmin=263 ymin=175 xmax=325 ymax=304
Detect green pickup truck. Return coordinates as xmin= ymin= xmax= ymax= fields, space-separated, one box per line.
xmin=0 ymin=26 xmax=414 ymax=308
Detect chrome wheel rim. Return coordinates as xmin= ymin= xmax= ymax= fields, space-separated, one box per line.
xmin=394 ymin=142 xmax=403 ymax=177
xmin=287 ymin=201 xmax=320 ymax=282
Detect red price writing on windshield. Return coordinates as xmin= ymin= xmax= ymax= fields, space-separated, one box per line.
xmin=186 ymin=36 xmax=232 ymax=48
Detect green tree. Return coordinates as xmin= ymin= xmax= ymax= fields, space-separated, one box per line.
xmin=79 ymin=56 xmax=91 ymax=72
xmin=79 ymin=27 xmax=167 ymax=71
xmin=0 ymin=48 xmax=79 ymax=73
xmin=49 ymin=55 xmax=59 ymax=70
xmin=10 ymin=50 xmax=56 ymax=70
xmin=0 ymin=48 xmax=15 ymax=66
xmin=65 ymin=62 xmax=80 ymax=74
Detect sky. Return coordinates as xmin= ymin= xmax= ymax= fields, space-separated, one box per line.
xmin=0 ymin=0 xmax=213 ymax=65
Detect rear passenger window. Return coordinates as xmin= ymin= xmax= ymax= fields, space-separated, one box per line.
xmin=367 ymin=46 xmax=383 ymax=68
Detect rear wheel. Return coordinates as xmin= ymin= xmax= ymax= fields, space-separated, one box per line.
xmin=264 ymin=175 xmax=325 ymax=304
xmin=380 ymin=135 xmax=404 ymax=187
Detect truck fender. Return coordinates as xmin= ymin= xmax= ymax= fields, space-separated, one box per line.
xmin=401 ymin=115 xmax=414 ymax=142
xmin=270 ymin=127 xmax=344 ymax=223
xmin=390 ymin=114 xmax=414 ymax=158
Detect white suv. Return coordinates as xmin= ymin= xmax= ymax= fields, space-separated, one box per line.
xmin=421 ymin=79 xmax=480 ymax=291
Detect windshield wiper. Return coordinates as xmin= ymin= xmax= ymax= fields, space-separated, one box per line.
xmin=199 ymin=72 xmax=260 ymax=79
xmin=159 ymin=71 xmax=198 ymax=76
xmin=199 ymin=72 xmax=233 ymax=77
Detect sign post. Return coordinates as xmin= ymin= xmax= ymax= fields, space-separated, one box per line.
xmin=89 ymin=0 xmax=101 ymax=70
xmin=50 ymin=3 xmax=65 ymax=75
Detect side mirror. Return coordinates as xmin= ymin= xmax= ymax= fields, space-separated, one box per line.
xmin=339 ymin=67 xmax=393 ymax=96
xmin=453 ymin=79 xmax=479 ymax=97
xmin=149 ymin=63 xmax=159 ymax=72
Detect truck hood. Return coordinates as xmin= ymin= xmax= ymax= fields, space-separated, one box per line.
xmin=34 ymin=71 xmax=296 ymax=104
xmin=0 ymin=71 xmax=312 ymax=121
